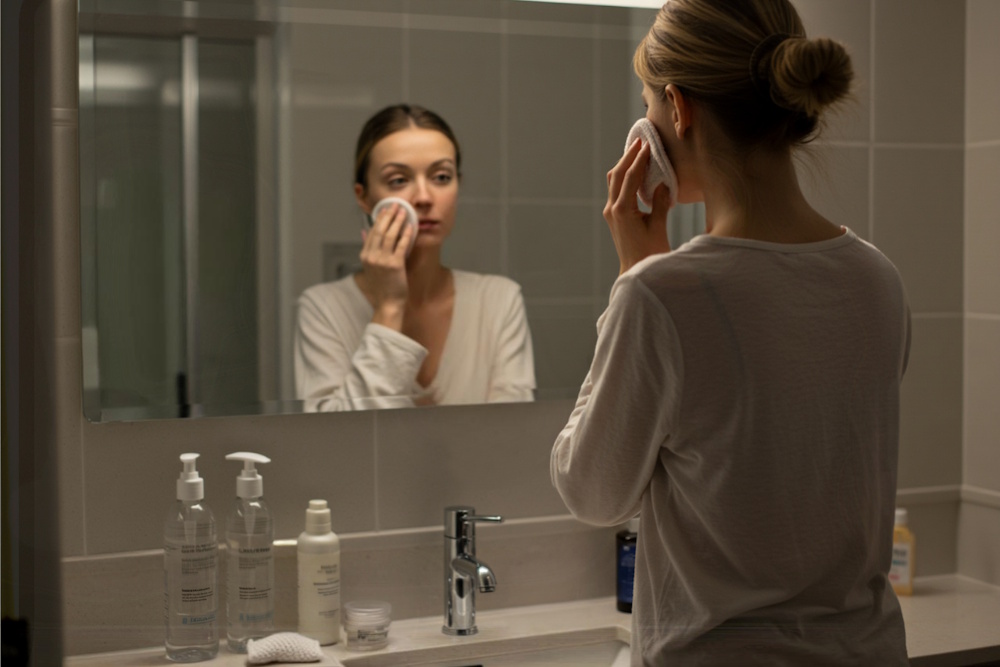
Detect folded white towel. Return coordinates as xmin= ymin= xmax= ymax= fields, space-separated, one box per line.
xmin=246 ymin=632 xmax=324 ymax=664
xmin=369 ymin=196 xmax=419 ymax=256
xmin=624 ymin=118 xmax=678 ymax=211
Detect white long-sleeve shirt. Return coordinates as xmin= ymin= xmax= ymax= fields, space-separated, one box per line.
xmin=552 ymin=229 xmax=911 ymax=666
xmin=295 ymin=269 xmax=535 ymax=411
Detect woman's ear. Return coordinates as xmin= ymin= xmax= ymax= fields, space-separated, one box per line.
xmin=665 ymin=84 xmax=692 ymax=140
xmin=354 ymin=183 xmax=372 ymax=213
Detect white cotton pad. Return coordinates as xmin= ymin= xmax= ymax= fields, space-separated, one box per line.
xmin=624 ymin=118 xmax=678 ymax=211
xmin=369 ymin=196 xmax=419 ymax=256
xmin=246 ymin=632 xmax=323 ymax=664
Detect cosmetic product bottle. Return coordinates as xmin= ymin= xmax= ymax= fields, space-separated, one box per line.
xmin=224 ymin=452 xmax=274 ymax=652
xmin=616 ymin=516 xmax=639 ymax=613
xmin=343 ymin=600 xmax=392 ymax=651
xmin=889 ymin=508 xmax=915 ymax=596
xmin=164 ymin=453 xmax=219 ymax=662
xmin=297 ymin=499 xmax=341 ymax=645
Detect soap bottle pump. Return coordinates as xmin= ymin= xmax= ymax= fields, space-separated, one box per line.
xmin=224 ymin=452 xmax=274 ymax=653
xmin=297 ymin=499 xmax=341 ymax=645
xmin=889 ymin=507 xmax=915 ymax=596
xmin=164 ymin=453 xmax=219 ymax=662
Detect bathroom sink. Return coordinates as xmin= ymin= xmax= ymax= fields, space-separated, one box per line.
xmin=338 ymin=629 xmax=629 ymax=667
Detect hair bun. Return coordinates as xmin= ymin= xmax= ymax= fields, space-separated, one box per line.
xmin=769 ymin=37 xmax=853 ymax=117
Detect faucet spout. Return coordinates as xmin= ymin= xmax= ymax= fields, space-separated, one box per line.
xmin=452 ymin=554 xmax=497 ymax=593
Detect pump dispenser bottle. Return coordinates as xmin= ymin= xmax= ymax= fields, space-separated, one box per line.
xmin=890 ymin=507 xmax=915 ymax=596
xmin=616 ymin=516 xmax=639 ymax=613
xmin=297 ymin=499 xmax=341 ymax=644
xmin=224 ymin=452 xmax=274 ymax=652
xmin=164 ymin=453 xmax=219 ymax=662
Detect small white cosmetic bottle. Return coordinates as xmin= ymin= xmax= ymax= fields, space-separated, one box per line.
xmin=297 ymin=499 xmax=341 ymax=645
xmin=164 ymin=453 xmax=219 ymax=662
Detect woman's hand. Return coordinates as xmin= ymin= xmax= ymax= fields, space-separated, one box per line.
xmin=360 ymin=201 xmax=414 ymax=330
xmin=604 ymin=139 xmax=673 ymax=276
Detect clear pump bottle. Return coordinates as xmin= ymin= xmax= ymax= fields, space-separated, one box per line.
xmin=224 ymin=452 xmax=274 ymax=652
xmin=164 ymin=453 xmax=219 ymax=662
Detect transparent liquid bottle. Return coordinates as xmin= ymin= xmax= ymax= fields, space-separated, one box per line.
xmin=225 ymin=452 xmax=274 ymax=652
xmin=164 ymin=453 xmax=219 ymax=662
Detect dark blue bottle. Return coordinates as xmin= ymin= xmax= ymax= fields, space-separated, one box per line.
xmin=616 ymin=517 xmax=639 ymax=613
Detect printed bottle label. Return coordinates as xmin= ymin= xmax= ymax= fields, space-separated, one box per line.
xmin=889 ymin=542 xmax=912 ymax=585
xmin=298 ymin=552 xmax=341 ymax=625
xmin=165 ymin=540 xmax=218 ymax=619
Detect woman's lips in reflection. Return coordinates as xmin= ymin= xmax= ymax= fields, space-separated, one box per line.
xmin=418 ymin=218 xmax=439 ymax=231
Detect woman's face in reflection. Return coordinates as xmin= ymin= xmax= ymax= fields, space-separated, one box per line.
xmin=356 ymin=127 xmax=460 ymax=248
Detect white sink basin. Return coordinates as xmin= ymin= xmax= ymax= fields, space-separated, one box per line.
xmin=339 ymin=629 xmax=629 ymax=667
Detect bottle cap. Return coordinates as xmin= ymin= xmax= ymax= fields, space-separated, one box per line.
xmin=304 ymin=499 xmax=332 ymax=535
xmin=894 ymin=508 xmax=908 ymax=527
xmin=627 ymin=516 xmax=639 ymax=533
xmin=225 ymin=451 xmax=270 ymax=499
xmin=176 ymin=453 xmax=204 ymax=501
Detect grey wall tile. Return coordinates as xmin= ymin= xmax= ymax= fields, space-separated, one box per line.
xmin=964 ymin=318 xmax=1000 ymax=493
xmin=409 ymin=29 xmax=503 ymax=199
xmin=874 ymin=0 xmax=965 ymax=144
xmin=441 ymin=201 xmax=504 ymax=276
xmin=957 ymin=502 xmax=1000 ymax=585
xmin=798 ymin=145 xmax=870 ymax=235
xmin=410 ymin=0 xmax=500 ymax=19
xmin=897 ymin=500 xmax=959 ymax=578
xmin=898 ymin=316 xmax=963 ymax=489
xmin=965 ymin=145 xmax=1000 ymax=315
xmin=507 ymin=34 xmax=595 ymax=200
xmin=795 ymin=0 xmax=872 ymax=142
xmin=872 ymin=147 xmax=963 ymax=313
xmin=508 ymin=203 xmax=597 ymax=300
xmin=375 ymin=401 xmax=573 ymax=529
xmin=81 ymin=411 xmax=377 ymax=554
xmin=525 ymin=302 xmax=596 ymax=401
xmin=965 ymin=0 xmax=1000 ymax=142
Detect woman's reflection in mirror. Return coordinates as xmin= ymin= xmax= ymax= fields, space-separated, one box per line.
xmin=295 ymin=104 xmax=535 ymax=411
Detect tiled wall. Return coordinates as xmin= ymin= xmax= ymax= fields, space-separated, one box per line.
xmin=959 ymin=0 xmax=1000 ymax=586
xmin=52 ymin=0 xmax=1000 ymax=657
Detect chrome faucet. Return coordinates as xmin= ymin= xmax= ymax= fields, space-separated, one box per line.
xmin=442 ymin=506 xmax=503 ymax=636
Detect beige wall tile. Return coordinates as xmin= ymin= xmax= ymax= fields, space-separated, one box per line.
xmin=899 ymin=317 xmax=963 ymax=489
xmin=874 ymin=0 xmax=965 ymax=144
xmin=507 ymin=33 xmax=595 ymax=199
xmin=966 ymin=0 xmax=1000 ymax=143
xmin=795 ymin=0 xmax=873 ymax=142
xmin=964 ymin=146 xmax=1000 ymax=315
xmin=798 ymin=145 xmax=870 ymax=235
xmin=964 ymin=318 xmax=1000 ymax=492
xmin=81 ymin=411 xmax=377 ymax=554
xmin=872 ymin=147 xmax=963 ymax=314
xmin=409 ymin=28 xmax=503 ymax=199
xmin=374 ymin=401 xmax=573 ymax=529
xmin=957 ymin=502 xmax=1000 ymax=585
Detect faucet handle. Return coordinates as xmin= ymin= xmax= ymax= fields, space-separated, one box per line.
xmin=443 ymin=506 xmax=504 ymax=539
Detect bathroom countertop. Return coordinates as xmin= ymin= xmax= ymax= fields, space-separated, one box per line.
xmin=67 ymin=574 xmax=1000 ymax=666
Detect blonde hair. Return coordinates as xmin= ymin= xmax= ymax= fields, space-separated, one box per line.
xmin=634 ymin=0 xmax=853 ymax=151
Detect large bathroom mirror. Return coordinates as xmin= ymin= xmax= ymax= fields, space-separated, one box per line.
xmin=79 ymin=0 xmax=705 ymax=422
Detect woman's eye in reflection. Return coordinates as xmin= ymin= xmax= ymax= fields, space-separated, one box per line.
xmin=386 ymin=176 xmax=408 ymax=188
xmin=432 ymin=172 xmax=454 ymax=185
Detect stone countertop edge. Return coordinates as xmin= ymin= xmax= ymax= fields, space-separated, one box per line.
xmin=65 ymin=574 xmax=1000 ymax=667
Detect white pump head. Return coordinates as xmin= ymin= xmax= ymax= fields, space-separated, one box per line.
xmin=226 ymin=451 xmax=271 ymax=499
xmin=176 ymin=452 xmax=204 ymax=501
xmin=304 ymin=499 xmax=332 ymax=535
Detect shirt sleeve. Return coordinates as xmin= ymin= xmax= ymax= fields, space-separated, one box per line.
xmin=486 ymin=283 xmax=536 ymax=403
xmin=294 ymin=291 xmax=428 ymax=411
xmin=550 ymin=271 xmax=683 ymax=526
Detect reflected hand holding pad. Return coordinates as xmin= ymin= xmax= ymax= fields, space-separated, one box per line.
xmin=369 ymin=196 xmax=419 ymax=256
xmin=624 ymin=118 xmax=678 ymax=212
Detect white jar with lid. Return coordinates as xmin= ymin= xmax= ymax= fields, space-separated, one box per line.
xmin=343 ymin=600 xmax=392 ymax=651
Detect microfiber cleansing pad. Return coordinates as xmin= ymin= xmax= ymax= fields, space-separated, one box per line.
xmin=624 ymin=118 xmax=678 ymax=211
xmin=369 ymin=196 xmax=419 ymax=255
